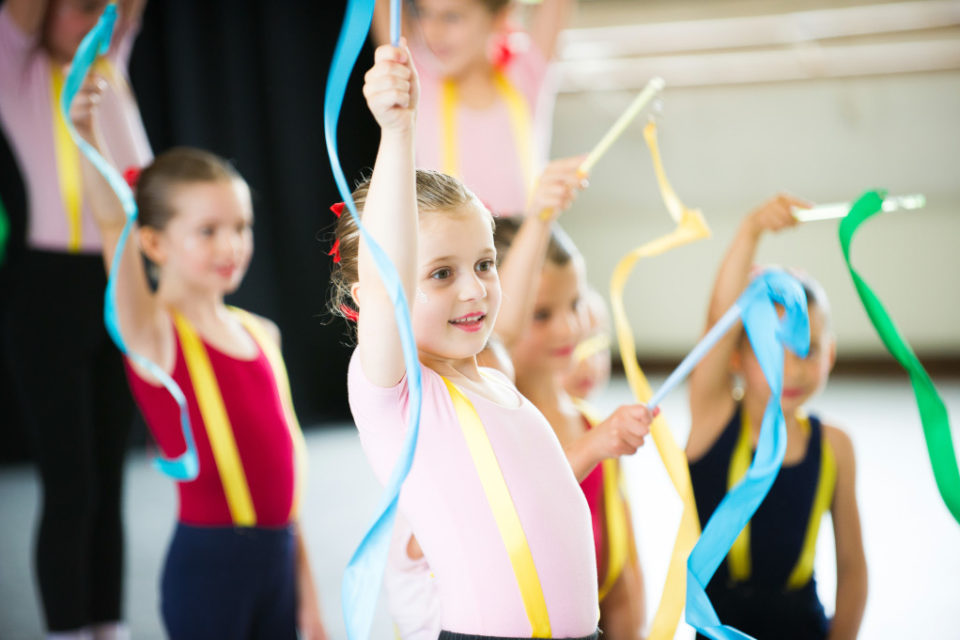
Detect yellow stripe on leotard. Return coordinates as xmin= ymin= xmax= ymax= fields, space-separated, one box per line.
xmin=443 ymin=377 xmax=551 ymax=637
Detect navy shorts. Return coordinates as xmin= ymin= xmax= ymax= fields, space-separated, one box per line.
xmin=161 ymin=523 xmax=297 ymax=640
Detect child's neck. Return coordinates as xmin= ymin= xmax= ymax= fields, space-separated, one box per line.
xmin=157 ymin=281 xmax=228 ymax=327
xmin=516 ymin=367 xmax=570 ymax=412
xmin=742 ymin=392 xmax=802 ymax=437
xmin=448 ymin=57 xmax=499 ymax=109
xmin=419 ymin=351 xmax=483 ymax=383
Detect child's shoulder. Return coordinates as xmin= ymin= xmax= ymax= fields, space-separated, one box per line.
xmin=229 ymin=306 xmax=281 ymax=347
xmin=818 ymin=420 xmax=857 ymax=472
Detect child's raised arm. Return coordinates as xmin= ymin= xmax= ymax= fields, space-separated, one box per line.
xmin=686 ymin=194 xmax=809 ymax=459
xmin=3 ymin=0 xmax=47 ymax=37
xmin=494 ymin=154 xmax=585 ymax=348
xmin=356 ymin=42 xmax=420 ymax=387
xmin=527 ymin=0 xmax=576 ymax=62
xmin=70 ymin=73 xmax=165 ymax=364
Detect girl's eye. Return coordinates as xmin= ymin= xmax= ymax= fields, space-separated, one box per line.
xmin=476 ymin=259 xmax=494 ymax=273
xmin=431 ymin=267 xmax=452 ymax=280
xmin=533 ymin=308 xmax=550 ymax=322
xmin=200 ymin=226 xmax=215 ymax=237
xmin=571 ymin=297 xmax=581 ymax=311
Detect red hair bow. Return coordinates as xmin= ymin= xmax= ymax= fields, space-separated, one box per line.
xmin=330 ymin=202 xmax=345 ymax=217
xmin=339 ymin=303 xmax=359 ymax=322
xmin=328 ymin=237 xmax=342 ymax=264
xmin=123 ymin=166 xmax=141 ymax=189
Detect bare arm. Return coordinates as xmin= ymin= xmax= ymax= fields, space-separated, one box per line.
xmin=295 ymin=524 xmax=329 ymax=640
xmin=356 ymin=42 xmax=420 ymax=387
xmin=71 ymin=73 xmax=165 ymax=364
xmin=825 ymin=426 xmax=867 ymax=640
xmin=525 ymin=0 xmax=575 ymax=62
xmin=113 ymin=0 xmax=148 ymax=45
xmin=686 ymin=194 xmax=808 ymax=460
xmin=3 ymin=0 xmax=47 ymax=38
xmin=565 ymin=405 xmax=654 ymax=482
xmin=495 ymin=155 xmax=585 ymax=348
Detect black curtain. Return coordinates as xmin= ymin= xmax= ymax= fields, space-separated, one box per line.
xmin=129 ymin=0 xmax=379 ymax=425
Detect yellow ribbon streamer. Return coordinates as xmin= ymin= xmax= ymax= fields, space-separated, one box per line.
xmin=609 ymin=120 xmax=711 ymax=640
xmin=442 ymin=377 xmax=551 ymax=637
xmin=573 ymin=332 xmax=612 ymax=364
xmin=727 ymin=410 xmax=837 ymax=589
xmin=440 ymin=70 xmax=534 ymax=200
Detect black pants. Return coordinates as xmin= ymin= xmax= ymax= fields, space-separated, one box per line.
xmin=5 ymin=249 xmax=132 ymax=631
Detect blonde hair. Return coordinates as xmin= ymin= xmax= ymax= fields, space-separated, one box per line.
xmin=328 ymin=169 xmax=487 ymax=322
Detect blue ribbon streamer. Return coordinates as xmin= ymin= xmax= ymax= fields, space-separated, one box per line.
xmin=324 ymin=2 xmax=423 ymax=638
xmin=681 ymin=269 xmax=810 ymax=639
xmin=61 ymin=4 xmax=198 ymax=481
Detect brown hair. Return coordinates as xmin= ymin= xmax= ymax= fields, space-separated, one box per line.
xmin=136 ymin=147 xmax=243 ymax=231
xmin=492 ymin=216 xmax=580 ymax=268
xmin=479 ymin=0 xmax=510 ymax=12
xmin=328 ymin=169 xmax=486 ymax=322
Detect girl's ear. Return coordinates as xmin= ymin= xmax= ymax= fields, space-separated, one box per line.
xmin=138 ymin=226 xmax=166 ymax=266
xmin=350 ymin=282 xmax=361 ymax=308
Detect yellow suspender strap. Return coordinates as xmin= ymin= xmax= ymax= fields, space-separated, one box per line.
xmin=786 ymin=427 xmax=837 ymax=589
xmin=727 ymin=411 xmax=837 ymax=588
xmin=492 ymin=70 xmax=534 ymax=195
xmin=572 ymin=399 xmax=632 ymax=602
xmin=726 ymin=410 xmax=754 ymax=581
xmin=50 ymin=64 xmax=83 ymax=252
xmin=598 ymin=460 xmax=630 ymax=602
xmin=440 ymin=78 xmax=460 ymax=178
xmin=173 ymin=312 xmax=257 ymax=526
xmin=442 ymin=377 xmax=551 ymax=637
xmin=50 ymin=58 xmax=122 ymax=252
xmin=439 ymin=72 xmax=534 ymax=196
xmin=231 ymin=308 xmax=308 ymax=520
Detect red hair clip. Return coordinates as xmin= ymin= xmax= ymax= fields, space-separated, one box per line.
xmin=339 ymin=303 xmax=359 ymax=322
xmin=330 ymin=202 xmax=345 ymax=217
xmin=328 ymin=238 xmax=342 ymax=264
xmin=123 ymin=166 xmax=141 ymax=189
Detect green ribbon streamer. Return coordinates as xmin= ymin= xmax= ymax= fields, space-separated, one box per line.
xmin=840 ymin=190 xmax=960 ymax=525
xmin=0 ymin=192 xmax=9 ymax=266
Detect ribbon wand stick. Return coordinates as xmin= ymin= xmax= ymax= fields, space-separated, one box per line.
xmin=578 ymin=76 xmax=666 ymax=177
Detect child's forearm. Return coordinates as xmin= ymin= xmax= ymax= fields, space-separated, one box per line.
xmin=564 ymin=431 xmax=604 ymax=482
xmin=359 ymin=128 xmax=418 ymax=308
xmin=494 ymin=215 xmax=552 ymax=347
xmin=707 ymin=218 xmax=762 ymax=324
xmin=829 ymin=562 xmax=867 ymax=640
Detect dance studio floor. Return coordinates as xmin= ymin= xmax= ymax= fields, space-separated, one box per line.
xmin=1 ymin=374 xmax=958 ymax=639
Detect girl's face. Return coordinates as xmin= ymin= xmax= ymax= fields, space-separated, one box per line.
xmin=736 ymin=302 xmax=836 ymax=415
xmin=44 ymin=0 xmax=109 ymax=63
xmin=414 ymin=0 xmax=506 ymax=77
xmin=413 ymin=204 xmax=501 ymax=362
xmin=511 ymin=260 xmax=584 ymax=377
xmin=142 ymin=180 xmax=254 ymax=296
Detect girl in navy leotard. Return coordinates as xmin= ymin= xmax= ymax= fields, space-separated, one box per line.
xmin=687 ymin=194 xmax=868 ymax=639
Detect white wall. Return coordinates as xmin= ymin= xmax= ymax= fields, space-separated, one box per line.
xmin=551 ymin=70 xmax=960 ymax=358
